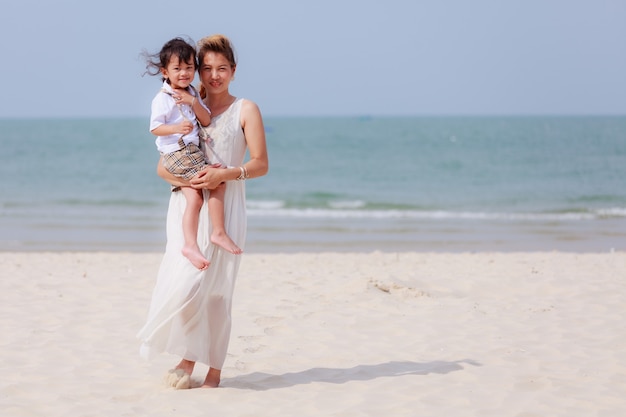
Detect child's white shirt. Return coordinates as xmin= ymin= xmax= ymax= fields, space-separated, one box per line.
xmin=150 ymin=81 xmax=210 ymax=154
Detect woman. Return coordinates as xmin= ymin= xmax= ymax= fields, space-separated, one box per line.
xmin=137 ymin=34 xmax=269 ymax=389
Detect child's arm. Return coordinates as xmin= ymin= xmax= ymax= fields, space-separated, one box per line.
xmin=173 ymin=88 xmax=211 ymax=127
xmin=152 ymin=120 xmax=194 ymax=137
xmin=191 ymin=97 xmax=211 ymax=127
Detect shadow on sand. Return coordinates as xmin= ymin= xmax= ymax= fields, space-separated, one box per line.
xmin=221 ymin=359 xmax=481 ymax=391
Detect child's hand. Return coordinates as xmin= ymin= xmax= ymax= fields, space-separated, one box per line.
xmin=172 ymin=89 xmax=193 ymax=106
xmin=177 ymin=120 xmax=194 ymax=135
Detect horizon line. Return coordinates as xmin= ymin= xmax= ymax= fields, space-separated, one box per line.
xmin=2 ymin=113 xmax=626 ymax=121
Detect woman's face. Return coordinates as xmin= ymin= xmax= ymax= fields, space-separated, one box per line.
xmin=200 ymin=52 xmax=236 ymax=95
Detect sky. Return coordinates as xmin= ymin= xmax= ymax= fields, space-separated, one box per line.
xmin=1 ymin=0 xmax=625 ymax=118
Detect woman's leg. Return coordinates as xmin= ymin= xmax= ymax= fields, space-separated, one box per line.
xmin=202 ymin=368 xmax=222 ymax=388
xmin=175 ymin=358 xmax=196 ymax=375
xmin=164 ymin=358 xmax=194 ymax=389
xmin=172 ymin=359 xmax=220 ymax=388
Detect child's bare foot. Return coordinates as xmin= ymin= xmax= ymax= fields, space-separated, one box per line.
xmin=182 ymin=245 xmax=210 ymax=270
xmin=201 ymin=368 xmax=221 ymax=388
xmin=211 ymin=231 xmax=243 ymax=255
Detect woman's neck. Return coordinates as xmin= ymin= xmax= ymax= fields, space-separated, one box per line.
xmin=206 ymin=92 xmax=236 ymax=116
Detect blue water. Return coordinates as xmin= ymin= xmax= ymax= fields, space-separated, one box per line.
xmin=1 ymin=116 xmax=625 ymax=252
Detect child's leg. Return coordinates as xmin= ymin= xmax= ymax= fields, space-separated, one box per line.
xmin=180 ymin=187 xmax=211 ymax=270
xmin=208 ymin=184 xmax=243 ymax=254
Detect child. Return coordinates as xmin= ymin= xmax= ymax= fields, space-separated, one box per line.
xmin=145 ymin=37 xmax=242 ymax=270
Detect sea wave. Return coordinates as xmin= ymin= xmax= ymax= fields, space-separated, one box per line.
xmin=327 ymin=200 xmax=367 ymax=209
xmin=246 ymin=206 xmax=626 ymax=221
xmin=596 ymin=207 xmax=626 ymax=218
xmin=2 ymin=198 xmax=625 ymax=222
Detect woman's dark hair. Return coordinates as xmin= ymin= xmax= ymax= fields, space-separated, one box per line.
xmin=143 ymin=37 xmax=197 ymax=81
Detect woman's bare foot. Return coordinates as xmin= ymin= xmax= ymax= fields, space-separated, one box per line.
xmin=175 ymin=359 xmax=196 ymax=376
xmin=165 ymin=369 xmax=191 ymax=389
xmin=201 ymin=367 xmax=221 ymax=388
xmin=164 ymin=359 xmax=195 ymax=389
xmin=182 ymin=245 xmax=210 ymax=270
xmin=210 ymin=231 xmax=243 ymax=255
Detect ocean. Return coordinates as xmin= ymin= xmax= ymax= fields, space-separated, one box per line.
xmin=1 ymin=116 xmax=625 ymax=252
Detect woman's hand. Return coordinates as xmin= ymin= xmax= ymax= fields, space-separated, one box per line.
xmin=190 ymin=163 xmax=226 ymax=190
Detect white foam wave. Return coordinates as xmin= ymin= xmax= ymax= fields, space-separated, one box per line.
xmin=246 ymin=200 xmax=285 ymax=210
xmin=328 ymin=200 xmax=366 ymax=209
xmin=246 ymin=207 xmax=626 ymax=221
xmin=596 ymin=207 xmax=626 ymax=217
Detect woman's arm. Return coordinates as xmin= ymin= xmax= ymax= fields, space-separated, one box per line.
xmin=240 ymin=99 xmax=269 ymax=179
xmin=189 ymin=99 xmax=268 ymax=189
xmin=156 ymin=156 xmax=190 ymax=188
xmin=189 ymin=164 xmax=239 ymax=190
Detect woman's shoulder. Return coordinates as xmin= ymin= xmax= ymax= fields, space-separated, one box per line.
xmin=239 ymin=98 xmax=261 ymax=117
xmin=238 ymin=98 xmax=264 ymax=132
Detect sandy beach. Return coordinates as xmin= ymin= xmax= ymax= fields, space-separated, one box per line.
xmin=1 ymin=251 xmax=625 ymax=416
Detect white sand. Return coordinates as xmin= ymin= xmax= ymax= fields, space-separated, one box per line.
xmin=1 ymin=251 xmax=625 ymax=416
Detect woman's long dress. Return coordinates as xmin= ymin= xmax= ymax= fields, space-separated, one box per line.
xmin=137 ymin=98 xmax=247 ymax=369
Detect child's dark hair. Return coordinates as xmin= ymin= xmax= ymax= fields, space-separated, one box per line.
xmin=143 ymin=37 xmax=197 ymax=81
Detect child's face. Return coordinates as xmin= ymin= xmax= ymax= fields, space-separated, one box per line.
xmin=161 ymin=56 xmax=195 ymax=89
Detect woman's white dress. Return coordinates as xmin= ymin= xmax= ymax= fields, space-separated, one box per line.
xmin=137 ymin=98 xmax=247 ymax=369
